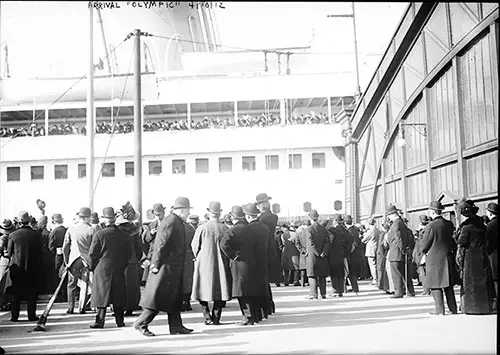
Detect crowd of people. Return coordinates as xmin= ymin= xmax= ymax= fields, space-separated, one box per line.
xmin=0 ymin=111 xmax=334 ymax=138
xmin=1 ymin=195 xmax=496 ymax=338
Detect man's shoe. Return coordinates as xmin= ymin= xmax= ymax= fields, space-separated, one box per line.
xmin=28 ymin=316 xmax=39 ymax=321
xmin=90 ymin=322 xmax=104 ymax=329
xmin=204 ymin=319 xmax=214 ymax=325
xmin=66 ymin=309 xmax=74 ymax=314
xmin=390 ymin=295 xmax=403 ymax=299
xmin=10 ymin=318 xmax=18 ymax=322
xmin=239 ymin=318 xmax=254 ymax=326
xmin=170 ymin=327 xmax=194 ymax=335
xmin=293 ymin=282 xmax=301 ymax=286
xmin=79 ymin=309 xmax=86 ymax=314
xmin=137 ymin=327 xmax=155 ymax=337
xmin=429 ymin=312 xmax=445 ymax=316
xmin=307 ymin=295 xmax=318 ymax=300
xmin=117 ymin=322 xmax=126 ymax=328
xmin=320 ymin=295 xmax=326 ymax=299
xmin=124 ymin=310 xmax=134 ymax=317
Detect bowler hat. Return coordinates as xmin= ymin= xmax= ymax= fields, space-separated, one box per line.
xmin=256 ymin=193 xmax=272 ymax=204
xmin=429 ymin=200 xmax=444 ymax=211
xmin=101 ymin=207 xmax=116 ymax=219
xmin=207 ymin=201 xmax=223 ymax=214
xmin=229 ymin=206 xmax=245 ymax=219
xmin=243 ymin=203 xmax=260 ymax=216
xmin=332 ymin=214 xmax=343 ymax=222
xmin=487 ymin=202 xmax=498 ymax=215
xmin=309 ymin=210 xmax=320 ymax=220
xmin=457 ymin=199 xmax=479 ymax=218
xmin=78 ymin=207 xmax=91 ymax=218
xmin=153 ymin=203 xmax=166 ymax=215
xmin=51 ymin=213 xmax=63 ymax=223
xmin=0 ymin=219 xmax=14 ymax=231
xmin=386 ymin=204 xmax=398 ymax=215
xmin=419 ymin=215 xmax=430 ymax=224
xmin=171 ymin=197 xmax=192 ymax=210
xmin=90 ymin=212 xmax=99 ymax=224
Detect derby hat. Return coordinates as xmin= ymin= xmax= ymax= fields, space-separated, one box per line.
xmin=207 ymin=201 xmax=223 ymax=214
xmin=101 ymin=207 xmax=116 ymax=219
xmin=309 ymin=210 xmax=320 ymax=220
xmin=457 ymin=199 xmax=479 ymax=218
xmin=229 ymin=206 xmax=245 ymax=219
xmin=243 ymin=203 xmax=260 ymax=216
xmin=487 ymin=202 xmax=498 ymax=215
xmin=256 ymin=193 xmax=272 ymax=204
xmin=153 ymin=203 xmax=166 ymax=215
xmin=419 ymin=214 xmax=430 ymax=224
xmin=17 ymin=211 xmax=30 ymax=224
xmin=51 ymin=213 xmax=63 ymax=223
xmin=171 ymin=197 xmax=192 ymax=210
xmin=386 ymin=204 xmax=398 ymax=215
xmin=0 ymin=219 xmax=14 ymax=231
xmin=429 ymin=200 xmax=444 ymax=211
xmin=78 ymin=207 xmax=92 ymax=218
xmin=90 ymin=212 xmax=99 ymax=224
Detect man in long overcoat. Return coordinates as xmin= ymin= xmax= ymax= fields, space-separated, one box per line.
xmin=344 ymin=215 xmax=363 ymax=293
xmin=116 ymin=203 xmax=143 ymax=316
xmin=295 ymin=222 xmax=310 ymax=287
xmin=88 ymin=207 xmax=131 ymax=328
xmin=281 ymin=225 xmax=300 ymax=286
xmin=386 ymin=205 xmax=415 ymax=298
xmin=486 ymin=202 xmax=498 ymax=311
xmin=48 ymin=213 xmax=68 ymax=302
xmin=328 ymin=214 xmax=351 ymax=297
xmin=191 ymin=201 xmax=232 ymax=325
xmin=305 ymin=210 xmax=330 ymax=299
xmin=420 ymin=201 xmax=458 ymax=315
xmin=221 ymin=205 xmax=267 ymax=325
xmin=6 ymin=211 xmax=44 ymax=321
xmin=182 ymin=215 xmax=197 ymax=312
xmin=362 ymin=218 xmax=380 ymax=286
xmin=134 ymin=197 xmax=194 ymax=337
xmin=412 ymin=215 xmax=431 ymax=295
xmin=256 ymin=192 xmax=278 ymax=315
xmin=141 ymin=203 xmax=166 ymax=285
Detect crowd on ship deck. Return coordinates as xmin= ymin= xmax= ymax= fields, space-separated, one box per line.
xmin=0 ymin=112 xmax=334 ymax=138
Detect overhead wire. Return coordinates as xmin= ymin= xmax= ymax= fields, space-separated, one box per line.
xmin=1 ymin=35 xmax=130 ymax=148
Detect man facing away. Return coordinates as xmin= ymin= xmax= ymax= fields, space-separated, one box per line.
xmin=134 ymin=197 xmax=194 ymax=337
xmin=48 ymin=213 xmax=68 ymax=302
xmin=486 ymin=202 xmax=498 ymax=311
xmin=420 ymin=201 xmax=458 ymax=315
xmin=62 ymin=207 xmax=94 ymax=314
xmin=362 ymin=218 xmax=380 ymax=286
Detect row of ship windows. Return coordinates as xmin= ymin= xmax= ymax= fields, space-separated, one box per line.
xmin=5 ymin=153 xmax=339 ymax=181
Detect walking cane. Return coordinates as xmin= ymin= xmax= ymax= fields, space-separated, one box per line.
xmin=33 ymin=268 xmax=69 ymax=332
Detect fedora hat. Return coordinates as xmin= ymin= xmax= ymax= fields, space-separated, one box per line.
xmin=0 ymin=219 xmax=15 ymax=231
xmin=17 ymin=211 xmax=30 ymax=224
xmin=429 ymin=200 xmax=444 ymax=211
xmin=256 ymin=193 xmax=272 ymax=204
xmin=90 ymin=212 xmax=99 ymax=224
xmin=171 ymin=197 xmax=192 ymax=210
xmin=78 ymin=207 xmax=91 ymax=218
xmin=229 ymin=206 xmax=245 ymax=219
xmin=386 ymin=204 xmax=398 ymax=215
xmin=101 ymin=207 xmax=116 ymax=219
xmin=51 ymin=213 xmax=63 ymax=223
xmin=243 ymin=203 xmax=260 ymax=216
xmin=457 ymin=199 xmax=479 ymax=218
xmin=487 ymin=202 xmax=498 ymax=215
xmin=207 ymin=201 xmax=223 ymax=214
xmin=419 ymin=214 xmax=430 ymax=224
xmin=36 ymin=199 xmax=46 ymax=210
xmin=308 ymin=210 xmax=320 ymax=220
xmin=152 ymin=203 xmax=166 ymax=215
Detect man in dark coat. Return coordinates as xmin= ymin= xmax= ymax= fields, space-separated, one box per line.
xmin=256 ymin=192 xmax=278 ymax=315
xmin=49 ymin=213 xmax=68 ymax=302
xmin=88 ymin=207 xmax=131 ymax=328
xmin=305 ymin=210 xmax=330 ymax=299
xmin=133 ymin=197 xmax=194 ymax=337
xmin=141 ymin=203 xmax=166 ymax=285
xmin=386 ymin=205 xmax=415 ymax=298
xmin=6 ymin=211 xmax=44 ymax=321
xmin=412 ymin=214 xmax=431 ymax=296
xmin=221 ymin=205 xmax=267 ymax=325
xmin=181 ymin=215 xmax=197 ymax=312
xmin=421 ymin=201 xmax=458 ymax=315
xmin=486 ymin=202 xmax=498 ymax=311
xmin=344 ymin=215 xmax=363 ymax=293
xmin=328 ymin=214 xmax=351 ymax=297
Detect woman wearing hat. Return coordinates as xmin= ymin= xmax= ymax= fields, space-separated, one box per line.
xmin=455 ymin=199 xmax=495 ymax=314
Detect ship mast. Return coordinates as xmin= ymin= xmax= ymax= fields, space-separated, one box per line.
xmin=133 ymin=29 xmax=143 ymax=224
xmin=87 ymin=6 xmax=95 ymax=210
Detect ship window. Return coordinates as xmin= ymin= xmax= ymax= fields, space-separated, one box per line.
xmin=172 ymin=159 xmax=185 ymax=174
xmin=288 ymin=154 xmax=302 ymax=169
xmin=78 ymin=164 xmax=86 ymax=179
xmin=242 ymin=156 xmax=256 ymax=171
xmin=265 ymin=155 xmax=279 ymax=170
xmin=54 ymin=165 xmax=68 ymax=179
xmin=31 ymin=166 xmax=44 ymax=180
xmin=125 ymin=162 xmax=134 ymax=176
xmin=312 ymin=153 xmax=326 ymax=168
xmin=149 ymin=160 xmax=162 ymax=175
xmin=7 ymin=167 xmax=20 ymax=182
xmin=196 ymin=158 xmax=209 ymax=173
xmin=102 ymin=163 xmax=115 ymax=177
xmin=219 ymin=157 xmax=232 ymax=172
